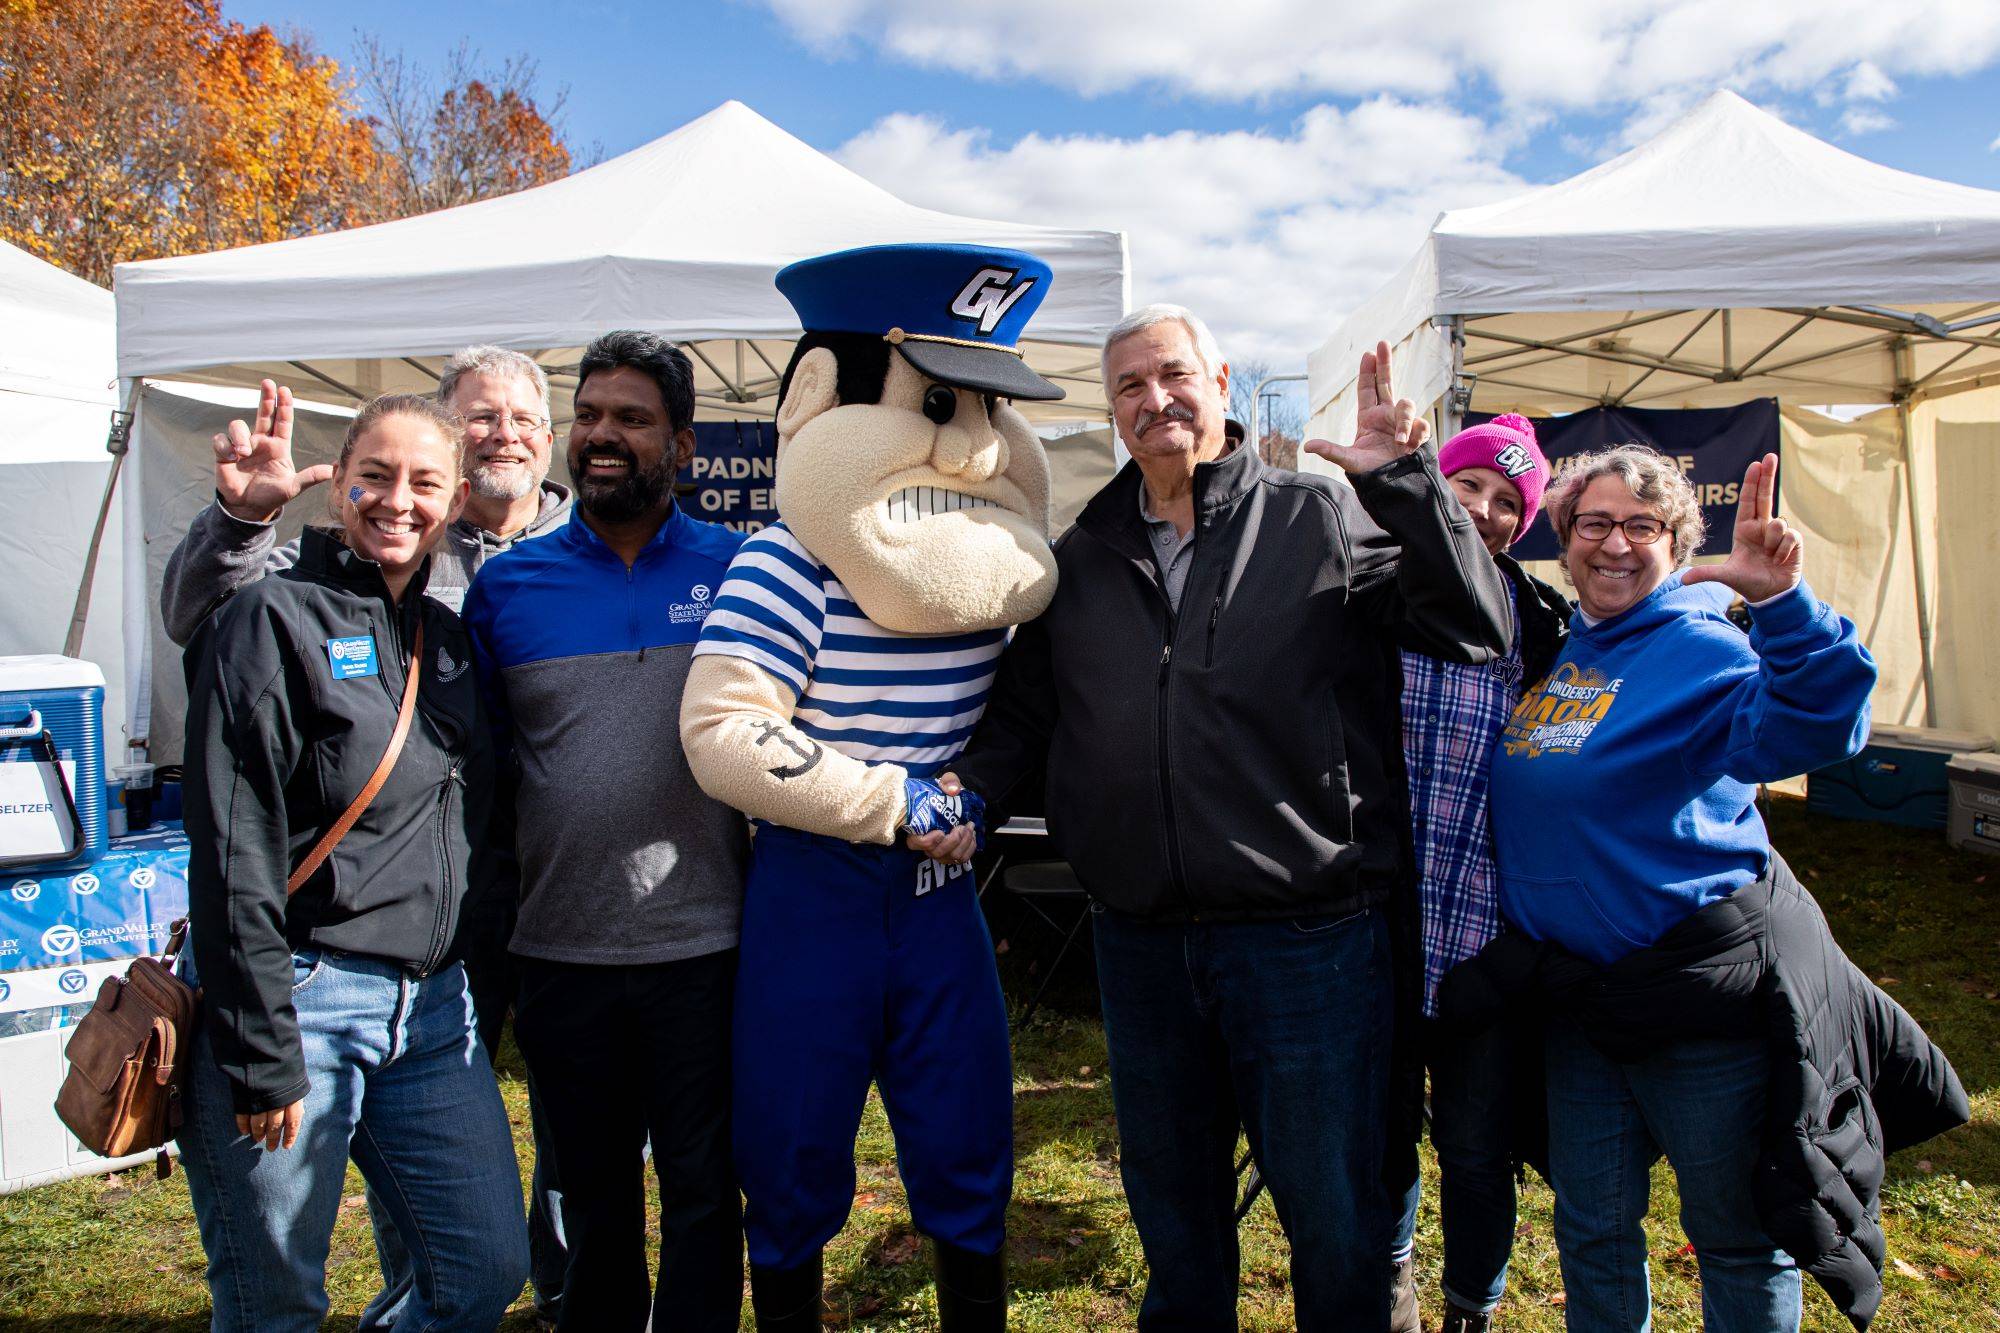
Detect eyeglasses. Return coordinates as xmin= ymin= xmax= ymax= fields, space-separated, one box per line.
xmin=1571 ymin=512 xmax=1666 ymax=544
xmin=463 ymin=410 xmax=550 ymax=435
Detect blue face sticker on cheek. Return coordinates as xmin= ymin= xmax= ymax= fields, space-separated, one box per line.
xmin=348 ymin=485 xmax=367 ymax=505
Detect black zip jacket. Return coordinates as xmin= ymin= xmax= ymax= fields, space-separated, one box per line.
xmin=182 ymin=528 xmax=503 ymax=1114
xmin=956 ymin=445 xmax=1511 ymax=920
xmin=1438 ymin=854 xmax=1968 ymax=1329
xmin=1499 ymin=551 xmax=1572 ymax=682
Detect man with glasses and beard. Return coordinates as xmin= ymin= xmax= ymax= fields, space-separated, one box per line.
xmin=159 ymin=344 xmax=570 ymax=636
xmin=464 ymin=330 xmax=752 ymax=1332
xmin=157 ymin=343 xmax=574 ymax=1325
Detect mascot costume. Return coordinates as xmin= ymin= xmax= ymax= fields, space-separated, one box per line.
xmin=681 ymin=243 xmax=1064 ymax=1330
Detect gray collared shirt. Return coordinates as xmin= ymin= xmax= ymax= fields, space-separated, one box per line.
xmin=1139 ymin=484 xmax=1197 ymax=611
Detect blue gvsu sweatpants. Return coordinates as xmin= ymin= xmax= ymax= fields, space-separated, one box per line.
xmin=734 ymin=823 xmax=1014 ymax=1271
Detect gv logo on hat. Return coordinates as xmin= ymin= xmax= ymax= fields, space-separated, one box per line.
xmin=951 ymin=268 xmax=1037 ymax=336
xmin=1495 ymin=443 xmax=1538 ymax=479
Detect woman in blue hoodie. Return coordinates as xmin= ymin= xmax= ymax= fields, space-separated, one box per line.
xmin=1487 ymin=444 xmax=1875 ymax=1333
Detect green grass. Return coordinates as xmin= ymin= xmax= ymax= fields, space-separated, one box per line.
xmin=2 ymin=795 xmax=1996 ymax=1330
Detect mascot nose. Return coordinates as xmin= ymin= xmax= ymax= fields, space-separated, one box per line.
xmin=930 ymin=389 xmax=1008 ymax=484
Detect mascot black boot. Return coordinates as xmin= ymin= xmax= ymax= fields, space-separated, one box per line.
xmin=934 ymin=1239 xmax=1006 ymax=1332
xmin=749 ymin=1252 xmax=824 ymax=1332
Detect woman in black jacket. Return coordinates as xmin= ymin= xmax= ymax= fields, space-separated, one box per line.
xmin=178 ymin=390 xmax=527 ymax=1332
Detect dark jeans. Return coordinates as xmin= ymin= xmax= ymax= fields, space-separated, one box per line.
xmin=514 ymin=951 xmax=743 ymax=1333
xmin=1094 ymin=905 xmax=1394 ymax=1332
xmin=1391 ymin=1018 xmax=1518 ymax=1314
xmin=465 ymin=928 xmax=569 ymax=1318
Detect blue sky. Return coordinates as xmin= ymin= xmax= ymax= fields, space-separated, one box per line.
xmin=240 ymin=0 xmax=2000 ymax=366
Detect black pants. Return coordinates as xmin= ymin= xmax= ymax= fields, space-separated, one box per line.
xmin=514 ymin=950 xmax=743 ymax=1332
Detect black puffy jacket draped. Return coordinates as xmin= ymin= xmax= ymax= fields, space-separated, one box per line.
xmin=1440 ymin=853 xmax=1968 ymax=1329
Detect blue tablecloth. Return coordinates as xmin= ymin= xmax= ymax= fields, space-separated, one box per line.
xmin=0 ymin=823 xmax=189 ymax=1027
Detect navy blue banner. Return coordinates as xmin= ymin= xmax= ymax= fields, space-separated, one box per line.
xmin=682 ymin=422 xmax=778 ymax=534
xmin=1469 ymin=399 xmax=1779 ymax=563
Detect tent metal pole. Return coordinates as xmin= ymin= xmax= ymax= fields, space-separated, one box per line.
xmin=63 ymin=379 xmax=138 ymax=660
xmin=1443 ymin=315 xmax=1467 ymax=440
xmin=1893 ymin=339 xmax=1939 ymax=727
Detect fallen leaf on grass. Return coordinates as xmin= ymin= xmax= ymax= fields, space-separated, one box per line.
xmin=1547 ymin=1292 xmax=1567 ymax=1306
xmin=1878 ymin=976 xmax=1900 ymax=985
xmin=854 ymin=1192 xmax=878 ymax=1207
xmin=994 ymin=939 xmax=1010 ymax=955
xmin=1932 ymin=1264 xmax=1962 ymax=1282
xmin=1944 ymin=1243 xmax=1985 ymax=1259
xmin=852 ymin=1294 xmax=884 ymax=1316
xmin=1918 ymin=1159 xmax=1933 ymax=1173
xmin=1079 ymin=1065 xmax=1093 ymax=1077
xmin=339 ymin=1195 xmax=365 ymax=1212
xmin=881 ymin=1233 xmax=922 ymax=1265
xmin=1891 ymin=1257 xmax=1927 ymax=1280
xmin=1515 ymin=1222 xmax=1534 ymax=1238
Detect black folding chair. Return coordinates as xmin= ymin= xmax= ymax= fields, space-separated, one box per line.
xmin=977 ymin=818 xmax=1093 ymax=1027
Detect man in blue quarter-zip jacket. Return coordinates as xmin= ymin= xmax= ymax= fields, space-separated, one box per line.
xmin=464 ymin=331 xmax=750 ymax=1333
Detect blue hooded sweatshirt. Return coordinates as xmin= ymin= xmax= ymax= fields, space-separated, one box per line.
xmin=1489 ymin=574 xmax=1875 ymax=965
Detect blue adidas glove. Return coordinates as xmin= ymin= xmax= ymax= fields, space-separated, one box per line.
xmin=901 ymin=778 xmax=987 ymax=851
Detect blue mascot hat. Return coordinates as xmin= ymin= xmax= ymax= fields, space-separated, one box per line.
xmin=776 ymin=243 xmax=1066 ymax=402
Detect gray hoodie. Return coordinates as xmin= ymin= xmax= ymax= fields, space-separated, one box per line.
xmin=158 ymin=482 xmax=573 ymax=646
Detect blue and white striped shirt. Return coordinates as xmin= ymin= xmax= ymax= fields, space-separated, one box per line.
xmin=691 ymin=523 xmax=1007 ymax=778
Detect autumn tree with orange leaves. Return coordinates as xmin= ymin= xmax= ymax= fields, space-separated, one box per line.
xmin=0 ymin=0 xmax=576 ymax=286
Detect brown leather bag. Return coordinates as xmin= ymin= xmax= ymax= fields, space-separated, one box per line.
xmin=53 ymin=623 xmax=423 ymax=1177
xmin=53 ymin=920 xmax=199 ymax=1177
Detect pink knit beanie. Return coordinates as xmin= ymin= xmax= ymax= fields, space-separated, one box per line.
xmin=1436 ymin=413 xmax=1549 ymax=543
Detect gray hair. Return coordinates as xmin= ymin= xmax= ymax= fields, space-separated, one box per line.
xmin=1545 ymin=443 xmax=1707 ymax=570
xmin=436 ymin=345 xmax=551 ymax=417
xmin=1101 ymin=303 xmax=1227 ymax=388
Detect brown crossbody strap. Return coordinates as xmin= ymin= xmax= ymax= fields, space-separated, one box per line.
xmin=286 ymin=621 xmax=424 ymax=896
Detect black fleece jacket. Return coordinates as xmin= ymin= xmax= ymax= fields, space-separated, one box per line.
xmin=956 ymin=444 xmax=1511 ymax=920
xmin=182 ymin=529 xmax=504 ymax=1114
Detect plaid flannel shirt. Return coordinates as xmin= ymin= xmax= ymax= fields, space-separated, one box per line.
xmin=1402 ymin=589 xmax=1524 ymax=1016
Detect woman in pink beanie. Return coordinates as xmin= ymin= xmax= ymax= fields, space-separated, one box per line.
xmin=1388 ymin=413 xmax=1570 ymax=1333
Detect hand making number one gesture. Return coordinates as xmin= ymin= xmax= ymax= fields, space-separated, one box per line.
xmin=1682 ymin=452 xmax=1802 ymax=604
xmin=1303 ymin=340 xmax=1431 ymax=475
xmin=211 ymin=378 xmax=333 ymax=523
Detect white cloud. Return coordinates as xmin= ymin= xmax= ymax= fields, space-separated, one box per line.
xmin=837 ymin=99 xmax=1527 ymax=366
xmin=1843 ymin=60 xmax=1898 ymax=102
xmin=1840 ymin=107 xmax=1897 ymax=135
xmin=757 ymin=0 xmax=2000 ymax=117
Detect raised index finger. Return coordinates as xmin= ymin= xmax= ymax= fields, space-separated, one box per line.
xmin=254 ymin=379 xmax=278 ymax=439
xmin=1735 ymin=455 xmax=1767 ymax=528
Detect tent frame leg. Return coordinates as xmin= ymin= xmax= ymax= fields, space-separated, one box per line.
xmin=63 ymin=382 xmax=138 ymax=660
xmin=1894 ymin=339 xmax=1939 ymax=727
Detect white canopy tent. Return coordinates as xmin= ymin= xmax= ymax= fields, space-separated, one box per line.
xmin=1307 ymin=90 xmax=2000 ymax=737
xmin=110 ymin=99 xmax=1129 ymax=760
xmin=116 ymin=99 xmax=1128 ymax=423
xmin=0 ymin=240 xmax=128 ymax=766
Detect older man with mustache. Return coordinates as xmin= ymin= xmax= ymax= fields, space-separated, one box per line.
xmin=929 ymin=305 xmax=1511 ymax=1330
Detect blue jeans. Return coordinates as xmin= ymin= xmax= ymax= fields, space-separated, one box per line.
xmin=1544 ymin=1019 xmax=1801 ymax=1332
xmin=1392 ymin=1019 xmax=1518 ymax=1313
xmin=358 ymin=1048 xmax=565 ymax=1329
xmin=178 ymin=950 xmax=529 ymax=1333
xmin=1094 ymin=905 xmax=1393 ymax=1332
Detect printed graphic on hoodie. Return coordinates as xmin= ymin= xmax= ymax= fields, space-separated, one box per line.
xmin=1500 ymin=660 xmax=1622 ymax=758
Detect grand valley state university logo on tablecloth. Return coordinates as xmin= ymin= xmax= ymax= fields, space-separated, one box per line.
xmin=0 ymin=825 xmax=190 ymax=1027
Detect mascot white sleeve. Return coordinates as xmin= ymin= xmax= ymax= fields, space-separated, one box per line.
xmin=679 ymin=244 xmax=1063 ymax=1318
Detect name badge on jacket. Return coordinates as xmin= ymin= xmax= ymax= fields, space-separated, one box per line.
xmin=326 ymin=635 xmax=380 ymax=680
